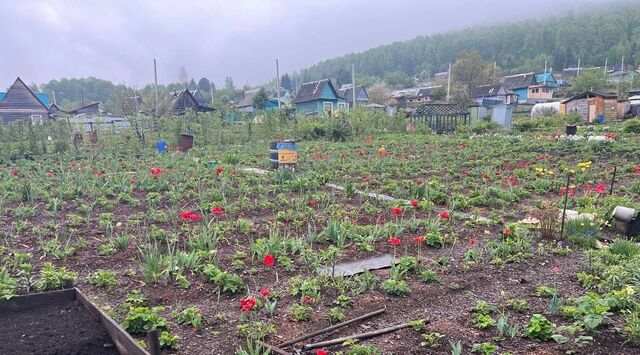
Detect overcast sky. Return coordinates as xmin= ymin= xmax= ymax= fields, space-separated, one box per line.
xmin=0 ymin=0 xmax=618 ymax=88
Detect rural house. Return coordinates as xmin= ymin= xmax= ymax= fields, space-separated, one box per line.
xmin=235 ymin=89 xmax=260 ymax=112
xmin=560 ymin=92 xmax=619 ymax=123
xmin=67 ymin=102 xmax=101 ymax=116
xmin=0 ymin=77 xmax=51 ymax=125
xmin=393 ymin=86 xmax=442 ymax=109
xmin=338 ymin=84 xmax=369 ymax=108
xmin=294 ymin=79 xmax=347 ymax=117
xmin=471 ymin=83 xmax=517 ymax=107
xmin=503 ymin=72 xmax=558 ymax=103
xmin=170 ymin=89 xmax=214 ymax=115
xmin=190 ymin=90 xmax=210 ymax=107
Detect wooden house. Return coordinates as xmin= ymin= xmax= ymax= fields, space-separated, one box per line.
xmin=471 ymin=84 xmax=517 ymax=107
xmin=0 ymin=77 xmax=50 ymax=125
xmin=503 ymin=72 xmax=558 ymax=103
xmin=67 ymin=102 xmax=101 ymax=116
xmin=338 ymin=84 xmax=369 ymax=108
xmin=48 ymin=103 xmax=67 ymax=118
xmin=294 ymin=79 xmax=347 ymax=117
xmin=190 ymin=90 xmax=209 ymax=107
xmin=393 ymin=86 xmax=442 ymax=109
xmin=170 ymin=90 xmax=214 ymax=115
xmin=560 ymin=92 xmax=618 ymax=123
xmin=235 ymin=89 xmax=260 ymax=112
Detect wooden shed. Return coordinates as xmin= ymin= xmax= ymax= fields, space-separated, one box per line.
xmin=560 ymin=92 xmax=618 ymax=123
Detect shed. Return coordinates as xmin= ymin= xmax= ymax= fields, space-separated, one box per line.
xmin=491 ymin=104 xmax=513 ymax=129
xmin=294 ymin=79 xmax=347 ymax=117
xmin=560 ymin=92 xmax=618 ymax=123
xmin=235 ymin=89 xmax=260 ymax=112
xmin=0 ymin=77 xmax=50 ymax=125
xmin=170 ymin=89 xmax=214 ymax=115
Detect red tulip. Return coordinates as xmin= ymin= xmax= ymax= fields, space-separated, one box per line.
xmin=411 ymin=200 xmax=419 ymax=208
xmin=240 ymin=297 xmax=256 ymax=312
xmin=469 ymin=238 xmax=477 ymax=245
xmin=595 ymin=184 xmax=606 ymax=194
xmin=259 ymin=288 xmax=270 ymax=297
xmin=503 ymin=228 xmax=511 ymax=236
xmin=389 ymin=237 xmax=401 ymax=246
xmin=309 ymin=199 xmax=318 ymax=206
xmin=211 ymin=207 xmax=223 ymax=215
xmin=150 ymin=168 xmax=163 ymax=177
xmin=316 ymin=349 xmax=328 ymax=355
xmin=391 ymin=207 xmax=403 ymax=215
xmin=552 ymin=266 xmax=559 ymax=273
xmin=414 ymin=236 xmax=425 ymax=244
xmin=439 ymin=210 xmax=450 ymax=220
xmin=263 ymin=254 xmax=275 ymax=267
xmin=216 ymin=166 xmax=223 ymax=175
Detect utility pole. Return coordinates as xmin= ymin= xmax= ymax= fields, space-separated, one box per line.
xmin=577 ymin=58 xmax=581 ymax=77
xmin=622 ymin=56 xmax=625 ymax=72
xmin=153 ymin=59 xmax=159 ymax=118
xmin=604 ymin=57 xmax=608 ymax=78
xmin=544 ymin=60 xmax=547 ymax=73
xmin=276 ymin=59 xmax=281 ymax=109
xmin=52 ymin=90 xmax=57 ymax=105
xmin=351 ymin=62 xmax=356 ymax=109
xmin=446 ymin=63 xmax=452 ymax=103
xmin=209 ymin=81 xmax=214 ymax=107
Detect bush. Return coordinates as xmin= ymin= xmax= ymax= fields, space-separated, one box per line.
xmin=471 ymin=120 xmax=500 ymax=134
xmin=623 ymin=118 xmax=640 ymax=134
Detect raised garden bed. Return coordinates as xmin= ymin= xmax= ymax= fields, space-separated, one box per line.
xmin=0 ymin=288 xmax=147 ymax=355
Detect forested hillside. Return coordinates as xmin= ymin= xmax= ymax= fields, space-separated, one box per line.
xmin=296 ymin=4 xmax=640 ymax=87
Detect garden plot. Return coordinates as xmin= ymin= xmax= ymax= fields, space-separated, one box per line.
xmin=1 ymin=121 xmax=640 ymax=354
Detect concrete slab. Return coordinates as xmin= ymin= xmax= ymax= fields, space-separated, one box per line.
xmin=318 ymin=254 xmax=394 ymax=277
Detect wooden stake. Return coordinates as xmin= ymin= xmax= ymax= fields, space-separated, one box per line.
xmin=277 ymin=308 xmax=386 ymax=348
xmin=610 ymin=165 xmax=617 ymax=195
xmin=560 ymin=174 xmax=571 ymax=239
xmin=302 ymin=320 xmax=427 ymax=351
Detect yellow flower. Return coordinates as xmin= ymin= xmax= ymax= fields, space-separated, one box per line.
xmin=547 ymin=170 xmax=555 ymax=175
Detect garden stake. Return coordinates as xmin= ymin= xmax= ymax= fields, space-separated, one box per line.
xmin=277 ymin=308 xmax=386 ymax=348
xmin=302 ymin=319 xmax=429 ymax=351
xmin=609 ymin=165 xmax=617 ymax=195
xmin=559 ymin=174 xmax=571 ymax=239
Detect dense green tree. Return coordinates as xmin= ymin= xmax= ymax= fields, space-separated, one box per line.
xmin=253 ymin=88 xmax=270 ymax=110
xmin=280 ymin=74 xmax=292 ymax=91
xmin=571 ymin=69 xmax=607 ymax=94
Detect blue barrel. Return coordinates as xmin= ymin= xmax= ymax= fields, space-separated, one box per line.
xmin=597 ymin=115 xmax=605 ymax=124
xmin=156 ymin=140 xmax=167 ymax=153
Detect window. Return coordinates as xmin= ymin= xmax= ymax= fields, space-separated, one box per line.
xmin=337 ymin=102 xmax=348 ymax=111
xmin=30 ymin=115 xmax=43 ymax=125
xmin=323 ymin=102 xmax=333 ymax=112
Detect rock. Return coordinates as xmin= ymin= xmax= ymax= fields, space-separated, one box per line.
xmin=519 ymin=217 xmax=540 ymax=225
xmin=103 ymin=343 xmax=114 ymax=348
xmin=596 ymin=240 xmax=608 ymax=249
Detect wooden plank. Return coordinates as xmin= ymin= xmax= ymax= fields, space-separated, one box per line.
xmin=0 ymin=288 xmax=76 ymax=312
xmin=318 ymin=254 xmax=394 ymax=277
xmin=277 ymin=308 xmax=386 ymax=348
xmin=75 ymin=288 xmax=150 ymax=355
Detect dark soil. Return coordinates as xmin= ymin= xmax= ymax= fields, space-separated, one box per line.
xmin=0 ymin=300 xmax=118 ymax=355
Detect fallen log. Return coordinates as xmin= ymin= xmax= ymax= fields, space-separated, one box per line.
xmin=277 ymin=308 xmax=386 ymax=348
xmin=302 ymin=319 xmax=429 ymax=351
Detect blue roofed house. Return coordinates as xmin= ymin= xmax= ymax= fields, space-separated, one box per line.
xmin=503 ymin=72 xmax=558 ymax=103
xmin=294 ymin=79 xmax=347 ymax=117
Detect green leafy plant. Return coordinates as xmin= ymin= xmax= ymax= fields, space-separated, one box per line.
xmin=122 ymin=306 xmax=167 ymax=334
xmin=525 ymin=314 xmax=553 ymax=341
xmin=36 ymin=262 xmax=77 ymax=291
xmin=87 ymin=269 xmax=118 ymax=289
xmin=174 ymin=306 xmax=203 ymax=330
xmin=289 ymin=303 xmax=313 ymax=321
